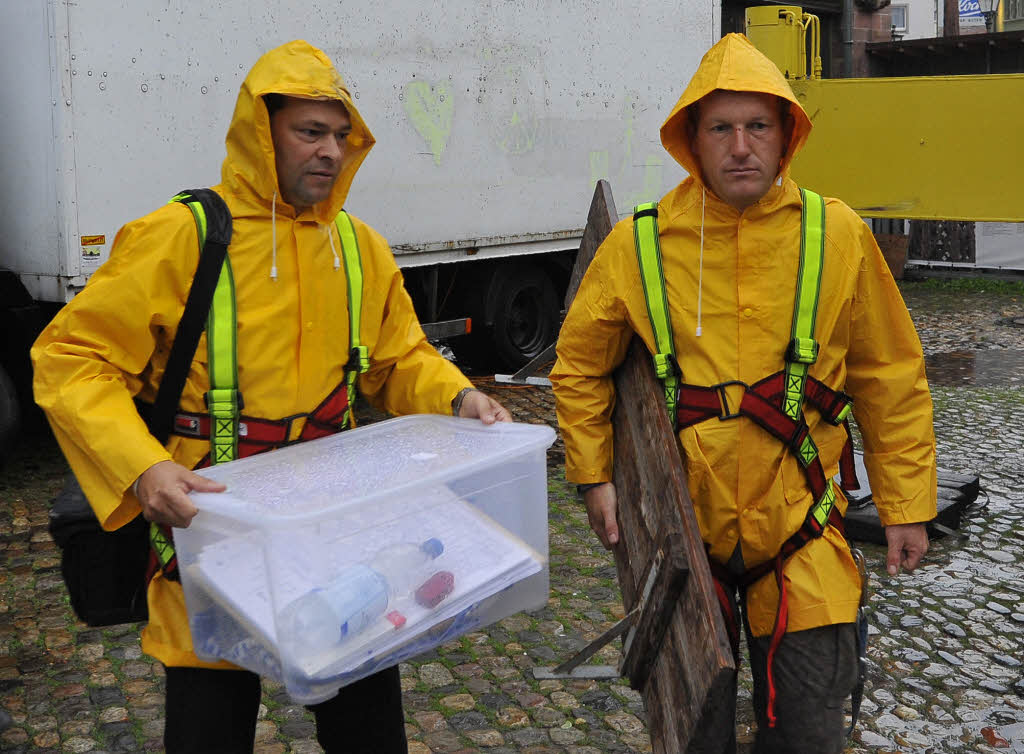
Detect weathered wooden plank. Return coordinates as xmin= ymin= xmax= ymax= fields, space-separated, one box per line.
xmin=563 ymin=178 xmax=617 ymax=308
xmin=611 ymin=338 xmax=736 ymax=754
xmin=563 ymin=180 xmax=735 ymax=752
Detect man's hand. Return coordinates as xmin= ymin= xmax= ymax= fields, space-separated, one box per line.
xmin=583 ymin=482 xmax=619 ymax=550
xmin=457 ymin=389 xmax=512 ymax=424
xmin=135 ymin=460 xmax=226 ymax=529
xmin=884 ymin=522 xmax=929 ymax=576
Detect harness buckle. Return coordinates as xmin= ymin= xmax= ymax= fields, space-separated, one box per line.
xmin=277 ymin=412 xmax=307 ymax=444
xmin=652 ymin=352 xmax=681 ymax=380
xmin=347 ymin=345 xmax=370 ymax=374
xmin=786 ymin=337 xmax=819 ymax=365
xmin=715 ymin=380 xmax=747 ymax=421
xmin=173 ymin=414 xmax=202 ymax=437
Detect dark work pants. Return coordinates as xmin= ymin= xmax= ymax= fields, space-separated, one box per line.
xmin=164 ymin=665 xmax=407 ymax=754
xmin=718 ymin=589 xmax=860 ymax=754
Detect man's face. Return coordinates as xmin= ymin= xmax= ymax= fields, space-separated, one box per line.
xmin=269 ymin=96 xmax=351 ymax=213
xmin=690 ymin=90 xmax=789 ymax=212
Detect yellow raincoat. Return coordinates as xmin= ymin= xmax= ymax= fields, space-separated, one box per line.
xmin=32 ymin=40 xmax=472 ymax=667
xmin=550 ymin=34 xmax=936 ymax=636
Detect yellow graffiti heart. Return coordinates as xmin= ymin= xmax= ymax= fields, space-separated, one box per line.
xmin=403 ymin=81 xmax=454 ymax=166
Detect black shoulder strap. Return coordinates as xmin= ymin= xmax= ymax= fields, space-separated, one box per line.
xmin=146 ymin=189 xmax=232 ymax=445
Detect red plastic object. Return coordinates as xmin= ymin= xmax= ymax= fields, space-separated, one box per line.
xmin=415 ymin=571 xmax=455 ymax=608
xmin=386 ymin=611 xmax=406 ymax=629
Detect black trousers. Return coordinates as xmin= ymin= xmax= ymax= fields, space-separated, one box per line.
xmin=164 ymin=665 xmax=407 ymax=754
xmin=718 ymin=587 xmax=860 ymax=754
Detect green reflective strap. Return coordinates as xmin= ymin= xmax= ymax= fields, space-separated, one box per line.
xmin=809 ymin=481 xmax=837 ymax=529
xmin=170 ymin=194 xmax=240 ymax=465
xmin=172 ymin=197 xmax=210 ymax=251
xmin=334 ymin=211 xmax=366 ymax=428
xmin=783 ymin=366 xmax=807 ymax=418
xmin=798 ymin=433 xmax=818 ymax=469
xmin=783 ymin=189 xmax=826 ymax=420
xmin=149 ymin=522 xmax=175 ymax=569
xmin=207 ymin=257 xmax=239 ymax=464
xmin=633 ymin=202 xmax=679 ymax=420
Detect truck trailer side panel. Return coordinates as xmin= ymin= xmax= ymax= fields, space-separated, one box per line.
xmin=0 ymin=1 xmax=66 ymax=300
xmin=0 ymin=1 xmax=714 ymax=303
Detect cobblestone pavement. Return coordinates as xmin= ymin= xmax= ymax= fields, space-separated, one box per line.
xmin=1 ymin=281 xmax=1023 ymax=753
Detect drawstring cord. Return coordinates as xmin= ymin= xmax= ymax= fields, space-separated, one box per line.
xmin=327 ymin=222 xmax=341 ymax=270
xmin=270 ymin=192 xmax=278 ymax=281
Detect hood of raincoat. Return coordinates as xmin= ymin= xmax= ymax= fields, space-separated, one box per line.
xmin=660 ymin=33 xmax=812 ymax=189
xmin=221 ymin=39 xmax=375 ymax=224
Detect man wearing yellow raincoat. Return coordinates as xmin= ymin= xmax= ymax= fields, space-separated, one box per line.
xmin=551 ymin=34 xmax=936 ymax=752
xmin=33 ymin=41 xmax=509 ymax=753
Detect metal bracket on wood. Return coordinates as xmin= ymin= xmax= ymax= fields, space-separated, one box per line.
xmin=494 ymin=341 xmax=556 ymax=386
xmin=421 ymin=317 xmax=471 ymax=341
xmin=532 ymin=534 xmax=689 ymax=687
xmin=532 ymin=609 xmax=635 ymax=681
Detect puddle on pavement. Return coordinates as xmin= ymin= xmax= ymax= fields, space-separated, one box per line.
xmin=925 ymin=350 xmax=1024 ymax=388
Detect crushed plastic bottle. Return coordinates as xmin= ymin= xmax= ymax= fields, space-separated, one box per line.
xmin=279 ymin=538 xmax=445 ymax=654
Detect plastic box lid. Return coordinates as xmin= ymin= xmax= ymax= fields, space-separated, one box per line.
xmin=189 ymin=415 xmax=556 ymax=525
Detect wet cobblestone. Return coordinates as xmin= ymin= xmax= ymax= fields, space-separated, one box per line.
xmin=1 ymin=281 xmax=1023 ymax=752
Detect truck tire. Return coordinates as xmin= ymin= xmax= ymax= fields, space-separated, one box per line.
xmin=489 ymin=263 xmax=559 ymax=371
xmin=0 ymin=364 xmax=20 ymax=465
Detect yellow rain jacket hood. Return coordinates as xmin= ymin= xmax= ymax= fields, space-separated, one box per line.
xmin=659 ymin=32 xmax=811 ymax=190
xmin=222 ymin=39 xmax=374 ymax=224
xmin=33 ymin=40 xmax=472 ymax=667
xmin=551 ymin=33 xmax=936 ymax=636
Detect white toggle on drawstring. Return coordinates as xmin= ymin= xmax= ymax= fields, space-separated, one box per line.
xmin=327 ymin=222 xmax=341 ymax=270
xmin=270 ymin=192 xmax=279 ymax=281
xmin=695 ymin=187 xmax=706 ymax=337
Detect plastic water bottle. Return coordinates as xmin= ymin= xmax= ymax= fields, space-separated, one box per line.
xmin=279 ymin=538 xmax=444 ymax=654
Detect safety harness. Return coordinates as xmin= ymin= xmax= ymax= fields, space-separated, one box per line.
xmin=147 ymin=193 xmax=370 ymax=583
xmin=632 ymin=189 xmax=861 ymax=728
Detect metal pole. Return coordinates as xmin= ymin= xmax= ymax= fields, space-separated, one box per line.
xmin=842 ymin=0 xmax=854 ymax=77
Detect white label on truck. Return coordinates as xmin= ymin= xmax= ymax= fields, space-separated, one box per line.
xmin=81 ymin=235 xmax=105 ymax=274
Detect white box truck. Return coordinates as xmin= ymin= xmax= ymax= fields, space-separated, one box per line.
xmin=0 ymin=0 xmax=716 ymax=445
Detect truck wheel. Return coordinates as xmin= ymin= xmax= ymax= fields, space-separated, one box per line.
xmin=490 ymin=263 xmax=559 ymax=371
xmin=0 ymin=364 xmax=21 ymax=465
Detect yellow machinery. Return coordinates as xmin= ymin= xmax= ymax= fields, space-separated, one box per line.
xmin=746 ymin=6 xmax=1024 ymax=223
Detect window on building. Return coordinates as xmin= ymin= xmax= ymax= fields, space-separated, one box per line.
xmin=1008 ymin=0 xmax=1024 ymax=21
xmin=890 ymin=4 xmax=909 ymax=33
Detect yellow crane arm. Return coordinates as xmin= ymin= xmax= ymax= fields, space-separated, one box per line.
xmin=748 ymin=5 xmax=1024 ymax=222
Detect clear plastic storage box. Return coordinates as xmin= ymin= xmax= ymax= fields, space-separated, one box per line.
xmin=176 ymin=415 xmax=554 ymax=703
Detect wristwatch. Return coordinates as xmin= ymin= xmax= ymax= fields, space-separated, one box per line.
xmin=451 ymin=387 xmax=475 ymax=416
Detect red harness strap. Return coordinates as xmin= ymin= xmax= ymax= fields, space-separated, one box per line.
xmin=168 ymin=380 xmax=352 ymax=453
xmin=709 ymin=506 xmax=845 ymax=728
xmin=751 ymin=373 xmax=860 ymax=492
xmin=676 ymin=373 xmax=859 ymax=492
xmin=146 ymin=381 xmax=352 ymax=583
xmin=676 ymin=372 xmax=853 ymax=728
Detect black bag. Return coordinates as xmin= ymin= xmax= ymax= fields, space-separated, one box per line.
xmin=49 ymin=476 xmax=151 ymax=625
xmin=47 ymin=189 xmax=232 ymax=627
